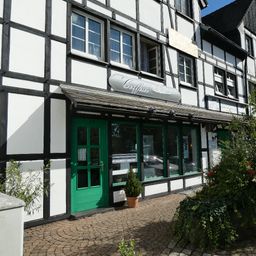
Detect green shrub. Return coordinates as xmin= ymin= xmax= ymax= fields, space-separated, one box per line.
xmin=118 ymin=239 xmax=142 ymax=256
xmin=124 ymin=169 xmax=142 ymax=197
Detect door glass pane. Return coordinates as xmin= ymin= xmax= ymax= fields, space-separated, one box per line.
xmin=91 ymin=168 xmax=100 ymax=186
xmin=111 ymin=123 xmax=138 ymax=184
xmin=77 ymin=169 xmax=88 ymax=188
xmin=91 ymin=128 xmax=99 ymax=145
xmin=78 ymin=148 xmax=87 ymax=165
xmin=182 ymin=127 xmax=199 ymax=173
xmin=143 ymin=126 xmax=164 ymax=180
xmin=168 ymin=126 xmax=180 ymax=176
xmin=78 ymin=128 xmax=87 ymax=145
xmin=91 ymin=148 xmax=100 ymax=165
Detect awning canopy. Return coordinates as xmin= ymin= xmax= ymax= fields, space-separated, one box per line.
xmin=60 ymin=84 xmax=237 ymax=123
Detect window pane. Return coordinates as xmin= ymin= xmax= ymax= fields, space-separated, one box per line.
xmin=91 ymin=148 xmax=100 ymax=165
xmin=91 ymin=128 xmax=99 ymax=145
xmin=123 ymin=55 xmax=133 ymax=67
xmin=77 ymin=169 xmax=88 ymax=188
xmin=88 ymin=44 xmax=101 ymax=58
xmin=78 ymin=128 xmax=87 ymax=145
xmin=111 ymin=40 xmax=120 ymax=52
xmin=112 ymin=123 xmax=138 ymax=184
xmin=111 ymin=51 xmax=121 ymax=63
xmin=110 ymin=28 xmax=120 ymax=41
xmin=182 ymin=127 xmax=199 ymax=174
xmin=143 ymin=127 xmax=164 ymax=180
xmin=123 ymin=44 xmax=132 ymax=56
xmin=89 ymin=31 xmax=101 ymax=46
xmin=72 ymin=13 xmax=85 ymax=27
xmin=168 ymin=127 xmax=180 ymax=176
xmin=89 ymin=19 xmax=101 ymax=34
xmin=72 ymin=25 xmax=85 ymax=40
xmin=78 ymin=148 xmax=87 ymax=166
xmin=72 ymin=38 xmax=85 ymax=52
xmin=91 ymin=168 xmax=100 ymax=186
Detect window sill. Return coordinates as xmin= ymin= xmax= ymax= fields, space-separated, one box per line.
xmin=140 ymin=71 xmax=164 ymax=82
xmin=179 ymin=82 xmax=197 ymax=91
xmin=110 ymin=62 xmax=138 ymax=75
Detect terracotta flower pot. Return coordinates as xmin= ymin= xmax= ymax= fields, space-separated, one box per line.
xmin=127 ymin=197 xmax=139 ymax=208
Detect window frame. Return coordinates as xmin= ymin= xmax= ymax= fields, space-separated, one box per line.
xmin=245 ymin=34 xmax=254 ymax=57
xmin=71 ymin=11 xmax=105 ymax=61
xmin=178 ymin=53 xmax=195 ymax=87
xmin=175 ymin=0 xmax=193 ymax=18
xmin=110 ymin=25 xmax=135 ymax=69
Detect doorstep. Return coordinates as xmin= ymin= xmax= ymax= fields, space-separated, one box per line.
xmin=69 ymin=207 xmax=115 ymax=220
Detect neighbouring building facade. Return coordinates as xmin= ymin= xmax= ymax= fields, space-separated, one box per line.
xmin=0 ymin=0 xmax=253 ymax=226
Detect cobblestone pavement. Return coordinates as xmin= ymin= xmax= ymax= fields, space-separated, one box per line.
xmin=24 ymin=193 xmax=256 ymax=256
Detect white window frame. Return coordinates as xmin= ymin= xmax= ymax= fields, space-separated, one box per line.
xmin=178 ymin=54 xmax=194 ymax=86
xmin=71 ymin=11 xmax=104 ymax=61
xmin=245 ymin=34 xmax=254 ymax=57
xmin=175 ymin=0 xmax=192 ymax=18
xmin=214 ymin=67 xmax=225 ymax=96
xmin=226 ymin=72 xmax=236 ymax=98
xmin=110 ymin=26 xmax=135 ymax=69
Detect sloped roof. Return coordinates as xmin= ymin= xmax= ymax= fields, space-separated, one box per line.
xmin=202 ymin=0 xmax=253 ymax=34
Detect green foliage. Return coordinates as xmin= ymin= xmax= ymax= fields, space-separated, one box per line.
xmin=0 ymin=160 xmax=48 ymax=215
xmin=118 ymin=239 xmax=142 ymax=256
xmin=124 ymin=169 xmax=143 ymax=197
xmin=173 ymin=99 xmax=256 ymax=249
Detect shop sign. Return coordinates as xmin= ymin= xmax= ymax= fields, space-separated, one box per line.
xmin=109 ymin=74 xmax=181 ymax=103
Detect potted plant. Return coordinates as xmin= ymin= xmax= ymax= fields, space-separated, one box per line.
xmin=124 ymin=168 xmax=143 ymax=208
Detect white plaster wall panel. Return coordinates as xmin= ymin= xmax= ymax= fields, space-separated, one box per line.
xmin=170 ymin=179 xmax=183 ymax=191
xmin=51 ymin=40 xmax=66 ymax=81
xmin=202 ymin=152 xmax=208 ymax=171
xmin=139 ymin=0 xmax=161 ymax=31
xmin=167 ymin=48 xmax=178 ymax=74
xmin=0 ymin=0 xmax=3 ymax=18
xmin=239 ymin=96 xmax=246 ymax=104
xmin=50 ymin=159 xmax=66 ymax=216
xmin=237 ymin=76 xmax=244 ymax=96
xmin=176 ymin=16 xmax=194 ymax=40
xmin=180 ymin=88 xmax=197 ymax=106
xmin=139 ymin=25 xmax=157 ymax=38
xmin=227 ymin=66 xmax=236 ymax=73
xmin=238 ymin=106 xmax=246 ymax=115
xmin=0 ymin=24 xmax=2 ymax=67
xmin=11 ymin=0 xmax=46 ymax=31
xmin=3 ymin=77 xmax=44 ymax=91
xmin=185 ymin=176 xmax=202 ymax=188
xmin=202 ymin=40 xmax=211 ymax=55
xmin=217 ymin=61 xmax=226 ymax=70
xmin=212 ymin=46 xmax=225 ymax=62
xmin=111 ymin=0 xmax=136 ymax=19
xmin=198 ymin=84 xmax=205 ymax=108
xmin=95 ymin=0 xmax=106 ymax=4
xmin=236 ymin=70 xmax=243 ymax=77
xmin=236 ymin=58 xmax=243 ymax=70
xmin=204 ymin=63 xmax=214 ymax=85
xmin=9 ymin=29 xmax=45 ymax=77
xmin=205 ymin=86 xmax=214 ymax=96
xmin=114 ymin=190 xmax=126 ymax=203
xmin=206 ymin=56 xmax=217 ymax=65
xmin=221 ymin=103 xmax=237 ymax=114
xmin=208 ymin=99 xmax=220 ymax=111
xmin=16 ymin=160 xmax=44 ymax=222
xmin=144 ymin=183 xmax=168 ymax=196
xmin=197 ymin=59 xmax=204 ymax=83
xmin=71 ymin=60 xmax=107 ymax=89
xmin=193 ymin=1 xmax=200 ymax=22
xmin=7 ymin=94 xmax=44 ymax=154
xmin=73 ymin=0 xmax=83 ymax=3
xmin=52 ymin=0 xmax=67 ymax=38
xmin=50 ymin=85 xmax=63 ymax=94
xmin=166 ymin=74 xmax=177 ymax=89
xmin=226 ymin=53 xmax=236 ymax=66
xmin=201 ymin=126 xmax=207 ymax=149
xmin=163 ymin=4 xmax=171 ymax=31
xmin=51 ymin=99 xmax=66 ymax=153
xmin=116 ymin=14 xmax=137 ymax=29
xmin=248 ymin=57 xmax=255 ymax=76
xmin=87 ymin=1 xmax=112 ymax=17
xmin=110 ymin=70 xmax=138 ymax=80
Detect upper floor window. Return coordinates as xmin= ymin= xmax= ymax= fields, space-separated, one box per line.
xmin=175 ymin=0 xmax=192 ymax=18
xmin=110 ymin=27 xmax=134 ymax=68
xmin=141 ymin=38 xmax=161 ymax=76
xmin=178 ymin=54 xmax=194 ymax=86
xmin=214 ymin=67 xmax=237 ymax=98
xmin=72 ymin=12 xmax=103 ymax=59
xmin=245 ymin=35 xmax=254 ymax=56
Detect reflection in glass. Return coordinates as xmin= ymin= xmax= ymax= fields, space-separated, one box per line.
xmin=78 ymin=128 xmax=87 ymax=145
xmin=167 ymin=126 xmax=180 ymax=175
xmin=91 ymin=128 xmax=99 ymax=145
xmin=182 ymin=127 xmax=199 ymax=173
xmin=77 ymin=169 xmax=88 ymax=188
xmin=143 ymin=127 xmax=163 ymax=180
xmin=91 ymin=168 xmax=100 ymax=186
xmin=91 ymin=148 xmax=99 ymax=165
xmin=78 ymin=148 xmax=87 ymax=165
xmin=111 ymin=123 xmax=137 ymax=184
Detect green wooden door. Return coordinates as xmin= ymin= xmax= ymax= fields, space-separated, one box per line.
xmin=71 ymin=118 xmax=109 ymax=213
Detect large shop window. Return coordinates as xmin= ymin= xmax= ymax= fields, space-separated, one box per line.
xmin=111 ymin=123 xmax=138 ymax=185
xmin=143 ymin=126 xmax=164 ymax=180
xmin=182 ymin=126 xmax=199 ymax=174
xmin=72 ymin=12 xmax=103 ymax=59
xmin=110 ymin=27 xmax=134 ymax=68
xmin=175 ymin=0 xmax=192 ymax=18
xmin=141 ymin=38 xmax=161 ymax=76
xmin=178 ymin=54 xmax=194 ymax=86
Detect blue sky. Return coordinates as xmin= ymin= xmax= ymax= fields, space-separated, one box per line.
xmin=202 ymin=0 xmax=235 ymax=16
